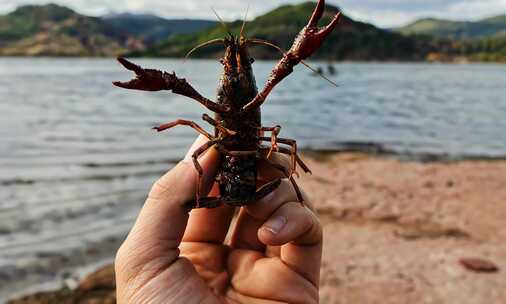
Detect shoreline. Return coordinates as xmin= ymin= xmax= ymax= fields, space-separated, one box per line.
xmin=4 ymin=146 xmax=506 ymax=188
xmin=302 ymin=147 xmax=506 ymax=163
xmin=1 ymin=56 xmax=506 ymax=64
xmin=8 ymin=151 xmax=506 ymax=303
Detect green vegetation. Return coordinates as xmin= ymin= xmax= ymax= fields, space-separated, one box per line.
xmin=455 ymin=37 xmax=506 ymax=62
xmin=0 ymin=2 xmax=504 ymax=62
xmin=103 ymin=14 xmax=216 ymax=43
xmin=138 ymin=2 xmax=427 ymax=61
xmin=0 ymin=4 xmax=73 ymax=41
xmin=396 ymin=14 xmax=506 ymax=62
xmin=0 ymin=3 xmax=134 ymax=56
xmin=397 ymin=15 xmax=506 ymax=39
xmin=0 ymin=3 xmax=214 ymax=57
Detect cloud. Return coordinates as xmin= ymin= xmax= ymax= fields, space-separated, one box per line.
xmin=1 ymin=0 xmax=505 ymax=28
xmin=447 ymin=0 xmax=506 ymax=20
xmin=341 ymin=0 xmax=506 ymax=27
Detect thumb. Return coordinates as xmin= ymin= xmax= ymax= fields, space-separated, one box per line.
xmin=115 ymin=135 xmax=219 ymax=283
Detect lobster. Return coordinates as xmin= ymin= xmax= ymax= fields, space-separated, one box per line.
xmin=113 ymin=0 xmax=341 ymax=210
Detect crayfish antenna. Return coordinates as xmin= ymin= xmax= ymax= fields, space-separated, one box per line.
xmin=185 ymin=38 xmax=225 ymax=60
xmin=211 ymin=7 xmax=233 ymax=38
xmin=239 ymin=4 xmax=250 ymax=38
xmin=248 ymin=38 xmax=285 ymax=55
xmin=248 ymin=39 xmax=338 ymax=87
xmin=300 ymin=61 xmax=339 ymax=87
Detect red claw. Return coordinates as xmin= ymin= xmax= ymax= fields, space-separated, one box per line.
xmin=113 ymin=57 xmax=167 ymax=91
xmin=242 ymin=0 xmax=341 ymax=112
xmin=290 ymin=0 xmax=341 ymax=60
xmin=117 ymin=57 xmax=144 ymax=74
xmin=317 ymin=11 xmax=342 ymax=39
xmin=308 ymin=0 xmax=326 ymax=27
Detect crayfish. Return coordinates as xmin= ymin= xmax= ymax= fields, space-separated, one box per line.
xmin=113 ymin=0 xmax=341 ymax=209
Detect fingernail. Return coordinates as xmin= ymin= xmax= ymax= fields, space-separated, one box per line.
xmin=183 ymin=135 xmax=207 ymax=163
xmin=262 ymin=216 xmax=287 ymax=234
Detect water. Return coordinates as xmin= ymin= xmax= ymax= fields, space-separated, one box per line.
xmin=0 ymin=58 xmax=505 ymax=300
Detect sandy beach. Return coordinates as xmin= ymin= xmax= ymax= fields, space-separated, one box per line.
xmin=9 ymin=152 xmax=506 ymax=303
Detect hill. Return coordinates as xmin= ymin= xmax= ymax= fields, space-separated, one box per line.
xmin=0 ymin=2 xmax=504 ymax=62
xmin=0 ymin=4 xmax=216 ymax=57
xmin=0 ymin=3 xmax=140 ymax=56
xmin=102 ymin=13 xmax=215 ymax=44
xmin=397 ymin=15 xmax=506 ymax=39
xmin=138 ymin=2 xmax=429 ymax=61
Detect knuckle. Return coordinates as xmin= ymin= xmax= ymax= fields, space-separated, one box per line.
xmin=114 ymin=245 xmax=126 ymax=267
xmin=148 ymin=176 xmax=170 ymax=199
xmin=148 ymin=166 xmax=184 ymax=200
xmin=295 ymin=208 xmax=322 ymax=245
xmin=308 ymin=210 xmax=323 ymax=242
xmin=114 ymin=242 xmax=132 ymax=277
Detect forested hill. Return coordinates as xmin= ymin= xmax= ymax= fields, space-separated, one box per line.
xmin=0 ymin=3 xmax=215 ymax=56
xmin=0 ymin=4 xmax=137 ymax=56
xmin=137 ymin=2 xmax=429 ymax=61
xmin=396 ymin=14 xmax=506 ymax=62
xmin=102 ymin=13 xmax=216 ymax=44
xmin=0 ymin=2 xmax=504 ymax=62
xmin=397 ymin=15 xmax=506 ymax=39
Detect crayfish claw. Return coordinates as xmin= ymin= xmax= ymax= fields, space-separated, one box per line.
xmin=117 ymin=57 xmax=144 ymax=75
xmin=308 ymin=0 xmax=326 ymax=27
xmin=114 ymin=59 xmax=167 ymax=91
xmin=112 ymin=80 xmax=134 ymax=89
xmin=317 ymin=12 xmax=342 ymax=39
xmin=112 ymin=78 xmax=147 ymax=90
xmin=290 ymin=7 xmax=341 ymax=61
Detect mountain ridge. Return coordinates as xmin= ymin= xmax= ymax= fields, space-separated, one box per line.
xmin=0 ymin=3 xmax=505 ymax=62
xmin=137 ymin=2 xmax=428 ymax=61
xmin=0 ymin=3 xmax=216 ymax=56
xmin=397 ymin=14 xmax=506 ymax=39
xmin=102 ymin=13 xmax=216 ymax=43
xmin=0 ymin=3 xmax=136 ymax=56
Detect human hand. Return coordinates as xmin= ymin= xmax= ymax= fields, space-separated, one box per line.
xmin=115 ymin=136 xmax=322 ymax=303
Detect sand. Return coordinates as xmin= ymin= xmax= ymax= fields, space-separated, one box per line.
xmin=9 ymin=153 xmax=506 ymax=303
xmin=304 ymin=153 xmax=506 ymax=304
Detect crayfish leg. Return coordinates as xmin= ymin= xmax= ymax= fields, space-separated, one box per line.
xmin=184 ymin=197 xmax=222 ymax=211
xmin=261 ymin=158 xmax=305 ymax=206
xmin=153 ymin=119 xmax=213 ymax=139
xmin=255 ymin=178 xmax=282 ymax=201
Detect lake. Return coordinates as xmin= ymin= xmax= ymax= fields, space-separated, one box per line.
xmin=0 ymin=58 xmax=505 ymax=300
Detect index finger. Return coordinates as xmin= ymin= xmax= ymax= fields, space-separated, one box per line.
xmin=182 ymin=135 xmax=236 ymax=244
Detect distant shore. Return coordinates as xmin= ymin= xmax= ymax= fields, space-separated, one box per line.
xmin=302 ymin=148 xmax=506 ymax=163
xmin=8 ymin=150 xmax=506 ymax=303
xmin=1 ymin=55 xmax=506 ymax=64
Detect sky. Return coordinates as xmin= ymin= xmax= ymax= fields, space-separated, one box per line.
xmin=1 ymin=0 xmax=505 ymax=28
